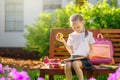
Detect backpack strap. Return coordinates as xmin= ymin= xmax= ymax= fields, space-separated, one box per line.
xmin=97 ymin=33 xmax=104 ymax=39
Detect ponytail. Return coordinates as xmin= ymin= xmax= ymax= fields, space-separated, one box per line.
xmin=85 ymin=28 xmax=88 ymax=37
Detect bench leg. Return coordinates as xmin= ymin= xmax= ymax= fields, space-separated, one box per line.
xmin=49 ymin=75 xmax=54 ymax=80
xmin=86 ymin=70 xmax=93 ymax=79
xmin=40 ymin=69 xmax=45 ymax=79
xmin=92 ymin=71 xmax=98 ymax=79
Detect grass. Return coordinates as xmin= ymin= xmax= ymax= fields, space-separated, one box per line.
xmin=44 ymin=75 xmax=108 ymax=80
xmin=27 ymin=70 xmax=40 ymax=80
xmin=27 ymin=70 xmax=108 ymax=80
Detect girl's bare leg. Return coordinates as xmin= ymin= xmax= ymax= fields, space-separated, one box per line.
xmin=72 ymin=61 xmax=84 ymax=80
xmin=64 ymin=61 xmax=72 ymax=80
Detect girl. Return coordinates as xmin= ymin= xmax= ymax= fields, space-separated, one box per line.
xmin=56 ymin=14 xmax=95 ymax=80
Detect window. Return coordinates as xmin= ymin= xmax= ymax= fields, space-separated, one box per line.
xmin=5 ymin=0 xmax=24 ymax=32
xmin=43 ymin=0 xmax=61 ymax=13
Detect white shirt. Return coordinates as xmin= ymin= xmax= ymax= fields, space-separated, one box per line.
xmin=67 ymin=31 xmax=95 ymax=57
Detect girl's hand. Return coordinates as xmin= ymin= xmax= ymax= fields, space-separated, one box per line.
xmin=56 ymin=32 xmax=65 ymax=43
xmin=86 ymin=54 xmax=89 ymax=59
xmin=88 ymin=51 xmax=93 ymax=58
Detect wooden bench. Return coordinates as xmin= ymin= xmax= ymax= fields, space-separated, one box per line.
xmin=40 ymin=29 xmax=120 ymax=80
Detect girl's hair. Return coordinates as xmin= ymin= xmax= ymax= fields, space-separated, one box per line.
xmin=69 ymin=14 xmax=88 ymax=37
xmin=69 ymin=14 xmax=84 ymax=22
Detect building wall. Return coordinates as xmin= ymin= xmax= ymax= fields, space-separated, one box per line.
xmin=0 ymin=0 xmax=43 ymax=47
xmin=118 ymin=0 xmax=120 ymax=7
xmin=24 ymin=0 xmax=43 ymax=26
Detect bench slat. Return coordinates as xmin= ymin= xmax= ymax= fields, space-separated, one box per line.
xmin=114 ymin=58 xmax=120 ymax=62
xmin=114 ymin=48 xmax=120 ymax=52
xmin=114 ymin=53 xmax=120 ymax=56
xmin=109 ymin=39 xmax=120 ymax=42
xmin=54 ymin=52 xmax=69 ymax=55
xmin=113 ymin=44 xmax=120 ymax=47
xmin=100 ymin=29 xmax=120 ymax=33
xmin=103 ymin=35 xmax=120 ymax=38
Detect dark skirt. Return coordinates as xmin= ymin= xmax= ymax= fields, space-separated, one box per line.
xmin=71 ymin=55 xmax=95 ymax=69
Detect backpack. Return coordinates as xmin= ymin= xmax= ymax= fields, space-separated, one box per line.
xmin=89 ymin=33 xmax=114 ymax=65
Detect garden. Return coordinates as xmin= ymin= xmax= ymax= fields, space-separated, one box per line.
xmin=1 ymin=0 xmax=120 ymax=80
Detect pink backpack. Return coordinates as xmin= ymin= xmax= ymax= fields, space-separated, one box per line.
xmin=89 ymin=33 xmax=114 ymax=65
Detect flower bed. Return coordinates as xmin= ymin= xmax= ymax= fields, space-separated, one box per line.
xmin=0 ymin=64 xmax=44 ymax=80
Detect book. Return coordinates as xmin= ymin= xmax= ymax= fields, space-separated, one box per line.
xmin=100 ymin=64 xmax=119 ymax=69
xmin=61 ymin=56 xmax=86 ymax=63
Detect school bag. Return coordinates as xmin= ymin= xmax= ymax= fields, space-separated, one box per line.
xmin=89 ymin=33 xmax=114 ymax=65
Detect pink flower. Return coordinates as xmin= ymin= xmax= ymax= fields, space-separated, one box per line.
xmin=0 ymin=64 xmax=4 ymax=74
xmin=0 ymin=77 xmax=5 ymax=80
xmin=8 ymin=68 xmax=30 ymax=80
xmin=88 ymin=77 xmax=96 ymax=80
xmin=108 ymin=68 xmax=120 ymax=80
xmin=37 ymin=77 xmax=45 ymax=80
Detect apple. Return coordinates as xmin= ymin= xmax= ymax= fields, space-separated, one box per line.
xmin=56 ymin=32 xmax=63 ymax=40
xmin=43 ymin=56 xmax=50 ymax=64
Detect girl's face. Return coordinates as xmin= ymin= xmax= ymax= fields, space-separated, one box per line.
xmin=71 ymin=20 xmax=85 ymax=34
